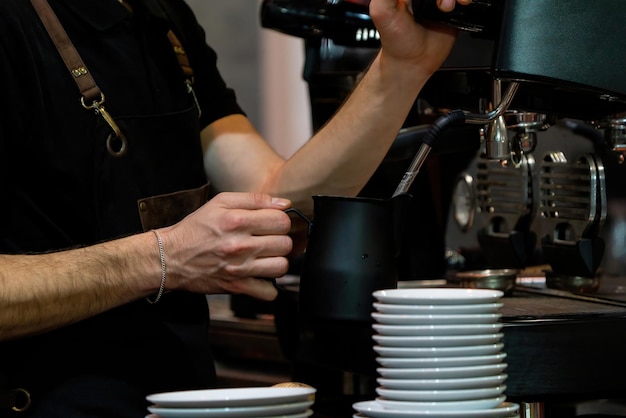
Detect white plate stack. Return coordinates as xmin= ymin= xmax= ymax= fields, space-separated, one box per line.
xmin=353 ymin=288 xmax=520 ymax=418
xmin=145 ymin=386 xmax=316 ymax=418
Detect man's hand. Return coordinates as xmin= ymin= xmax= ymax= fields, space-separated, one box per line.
xmin=159 ymin=192 xmax=293 ymax=301
xmin=369 ymin=0 xmax=471 ymax=76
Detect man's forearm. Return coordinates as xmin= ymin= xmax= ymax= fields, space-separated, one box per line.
xmin=272 ymin=51 xmax=431 ymax=202
xmin=0 ymin=232 xmax=159 ymax=341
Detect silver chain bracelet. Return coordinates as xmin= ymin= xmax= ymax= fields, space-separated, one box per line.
xmin=146 ymin=229 xmax=167 ymax=304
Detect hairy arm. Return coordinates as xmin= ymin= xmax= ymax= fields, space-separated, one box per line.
xmin=202 ymin=0 xmax=468 ymax=213
xmin=0 ymin=232 xmax=159 ymax=340
xmin=0 ymin=193 xmax=293 ymax=341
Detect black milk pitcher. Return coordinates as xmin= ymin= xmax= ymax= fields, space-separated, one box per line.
xmin=292 ymin=193 xmax=412 ymax=324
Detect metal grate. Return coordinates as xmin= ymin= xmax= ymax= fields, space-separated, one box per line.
xmin=475 ymin=153 xmax=535 ymax=232
xmin=539 ymin=152 xmax=606 ymax=241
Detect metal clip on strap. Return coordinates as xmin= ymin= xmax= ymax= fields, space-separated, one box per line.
xmin=0 ymin=388 xmax=31 ymax=412
xmin=30 ymin=0 xmax=128 ymax=157
xmin=80 ymin=94 xmax=129 ymax=157
xmin=167 ymin=29 xmax=201 ymax=119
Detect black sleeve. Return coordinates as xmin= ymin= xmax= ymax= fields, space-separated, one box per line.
xmin=157 ymin=0 xmax=246 ymax=130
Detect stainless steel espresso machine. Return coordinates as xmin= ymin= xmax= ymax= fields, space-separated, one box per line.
xmin=261 ymin=1 xmax=626 ymax=416
xmin=414 ymin=0 xmax=626 ymax=284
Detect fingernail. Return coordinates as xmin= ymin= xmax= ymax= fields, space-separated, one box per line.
xmin=438 ymin=0 xmax=453 ymax=11
xmin=271 ymin=197 xmax=290 ymax=208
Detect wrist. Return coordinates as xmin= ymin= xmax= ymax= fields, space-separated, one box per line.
xmin=370 ymin=52 xmax=430 ymax=105
xmin=146 ymin=230 xmax=167 ymax=304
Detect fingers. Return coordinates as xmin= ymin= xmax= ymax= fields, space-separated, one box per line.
xmin=220 ymin=207 xmax=292 ymax=237
xmin=162 ymin=192 xmax=294 ymax=297
xmin=211 ymin=192 xmax=292 ymax=235
xmin=219 ymin=234 xmax=293 ymax=272
xmin=223 ymin=277 xmax=279 ymax=302
xmin=210 ymin=196 xmax=293 ymax=298
xmin=215 ymin=191 xmax=290 ymax=211
xmin=401 ymin=0 xmax=472 ymax=16
xmin=437 ymin=0 xmax=456 ymax=12
xmin=438 ymin=0 xmax=471 ymax=12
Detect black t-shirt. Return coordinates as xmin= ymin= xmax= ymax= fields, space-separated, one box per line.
xmin=0 ymin=0 xmax=244 ymax=249
xmin=0 ymin=1 xmax=245 ymax=416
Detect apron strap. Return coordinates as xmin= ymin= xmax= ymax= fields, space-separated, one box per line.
xmin=167 ymin=30 xmax=194 ymax=83
xmin=29 ymin=0 xmax=199 ymax=152
xmin=29 ymin=0 xmax=102 ymax=105
xmin=29 ymin=0 xmax=131 ymax=156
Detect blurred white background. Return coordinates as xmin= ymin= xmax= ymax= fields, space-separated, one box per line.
xmin=186 ymin=0 xmax=312 ymax=158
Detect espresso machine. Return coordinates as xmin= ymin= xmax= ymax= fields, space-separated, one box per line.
xmin=412 ymin=0 xmax=626 ymax=284
xmin=261 ymin=0 xmax=626 ymax=416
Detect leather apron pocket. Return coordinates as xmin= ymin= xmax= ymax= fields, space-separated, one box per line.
xmin=137 ymin=183 xmax=209 ymax=231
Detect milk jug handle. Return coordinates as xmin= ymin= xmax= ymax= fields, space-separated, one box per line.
xmin=284 ymin=208 xmax=312 ymax=236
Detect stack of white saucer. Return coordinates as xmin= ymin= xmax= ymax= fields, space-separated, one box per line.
xmin=353 ymin=288 xmax=519 ymax=418
xmin=145 ymin=386 xmax=316 ymax=418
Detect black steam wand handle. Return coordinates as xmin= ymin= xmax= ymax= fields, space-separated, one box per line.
xmin=392 ymin=109 xmax=466 ymax=197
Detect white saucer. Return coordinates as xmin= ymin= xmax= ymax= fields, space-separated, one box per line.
xmin=353 ymin=416 xmax=519 ymax=418
xmin=373 ymin=323 xmax=503 ymax=336
xmin=377 ymin=373 xmax=508 ymax=390
xmin=373 ymin=343 xmax=504 ymax=358
xmin=373 ymin=333 xmax=504 ymax=347
xmin=354 ymin=415 xmax=520 ymax=418
xmin=373 ymin=288 xmax=503 ymax=305
xmin=146 ymin=386 xmax=315 ymax=408
xmin=147 ymin=401 xmax=313 ymax=417
xmin=353 ymin=400 xmax=519 ymax=418
xmin=372 ymin=312 xmax=502 ymax=325
xmin=147 ymin=414 xmax=315 ymax=418
xmin=376 ymin=395 xmax=506 ymax=411
xmin=373 ymin=302 xmax=503 ymax=315
xmin=376 ymin=353 xmax=506 ymax=368
xmin=376 ymin=385 xmax=506 ymax=402
xmin=377 ymin=363 xmax=508 ymax=379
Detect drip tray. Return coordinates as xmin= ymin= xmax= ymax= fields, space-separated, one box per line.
xmin=516 ymin=270 xmax=626 ymax=306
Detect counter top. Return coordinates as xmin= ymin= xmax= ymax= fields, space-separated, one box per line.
xmin=207 ymin=281 xmax=626 ymax=415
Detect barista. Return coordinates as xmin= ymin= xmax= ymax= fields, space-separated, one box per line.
xmin=0 ymin=0 xmax=469 ymax=416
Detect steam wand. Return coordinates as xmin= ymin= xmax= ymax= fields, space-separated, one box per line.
xmin=392 ymin=82 xmax=520 ymax=198
xmin=392 ymin=109 xmax=465 ymax=197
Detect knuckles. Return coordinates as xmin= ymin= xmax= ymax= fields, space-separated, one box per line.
xmin=219 ymin=211 xmax=247 ymax=232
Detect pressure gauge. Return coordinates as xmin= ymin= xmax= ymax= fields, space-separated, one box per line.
xmin=452 ymin=173 xmax=476 ymax=232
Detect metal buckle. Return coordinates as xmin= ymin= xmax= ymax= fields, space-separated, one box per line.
xmin=81 ymin=93 xmax=128 ymax=157
xmin=0 ymin=388 xmax=31 ymax=413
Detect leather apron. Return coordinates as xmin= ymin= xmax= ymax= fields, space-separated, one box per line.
xmin=3 ymin=57 xmax=216 ymax=418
